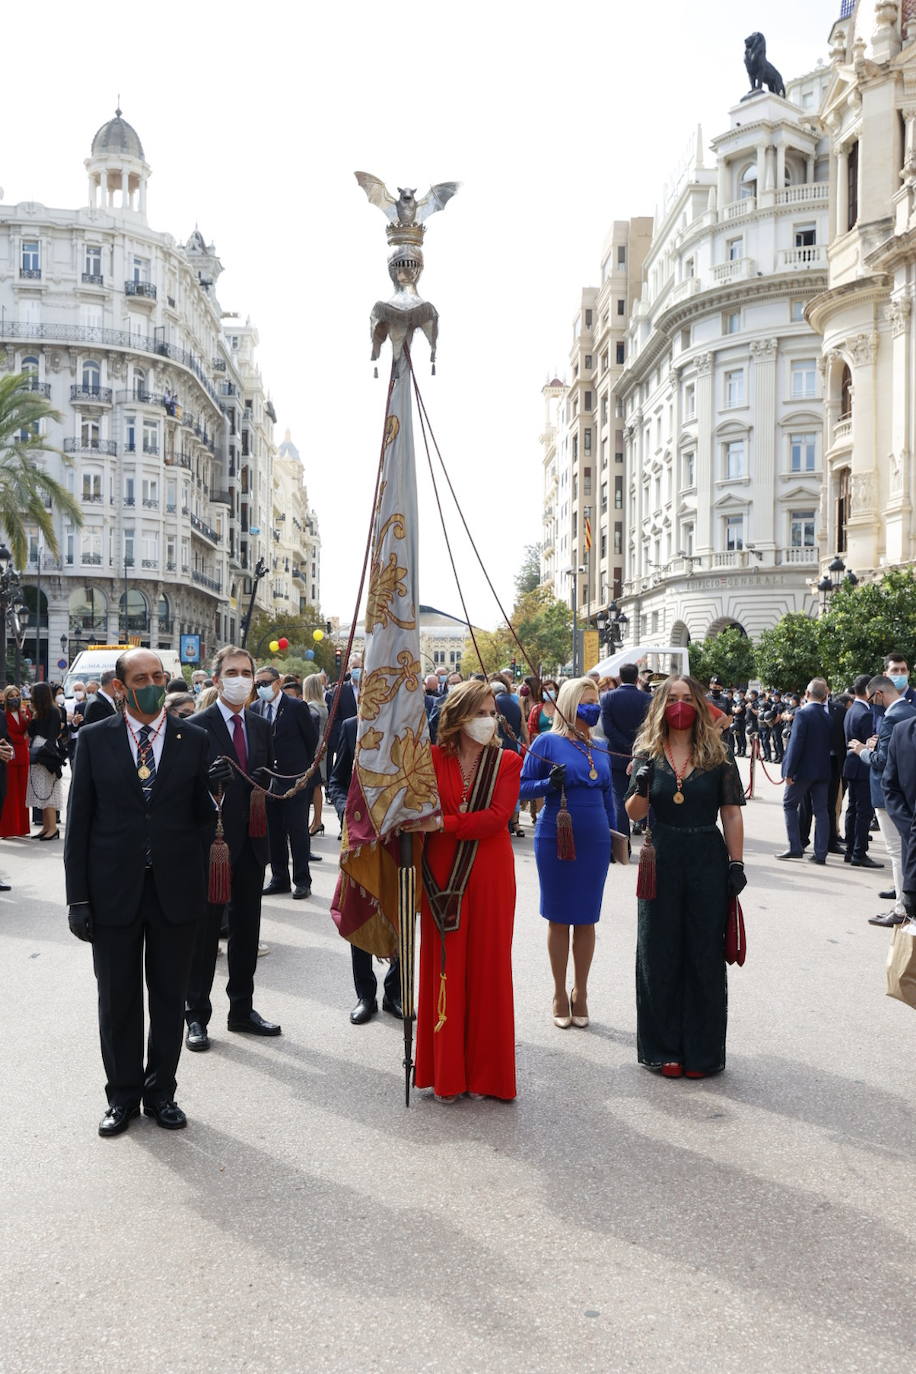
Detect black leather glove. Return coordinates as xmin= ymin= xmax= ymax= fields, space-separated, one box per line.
xmin=208 ymin=756 xmax=234 ymax=786
xmin=902 ymin=891 xmax=916 ymax=918
xmin=727 ymin=861 xmax=747 ymax=897
xmin=547 ymin=763 xmax=567 ymax=792
xmin=633 ymin=759 xmax=654 ymax=798
xmin=68 ymin=904 xmax=93 ymax=942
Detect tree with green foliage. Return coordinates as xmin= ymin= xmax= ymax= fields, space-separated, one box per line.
xmin=459 ymin=585 xmax=572 ymax=679
xmin=0 ymin=373 xmax=82 ymax=565
xmin=754 ymin=613 xmax=823 ymax=690
xmin=818 ymin=567 xmax=916 ymax=688
xmin=514 ymin=544 xmax=542 ymax=598
xmin=687 ymin=626 xmax=756 ymax=687
xmin=248 ymin=609 xmax=335 ymax=675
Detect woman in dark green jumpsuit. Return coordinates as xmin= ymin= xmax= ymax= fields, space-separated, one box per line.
xmin=626 ymin=675 xmax=746 ymax=1078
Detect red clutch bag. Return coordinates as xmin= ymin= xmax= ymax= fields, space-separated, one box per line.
xmin=725 ymin=896 xmax=746 ymax=967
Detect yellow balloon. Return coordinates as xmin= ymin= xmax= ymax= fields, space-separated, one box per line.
xmin=269 ymin=640 xmax=280 ymax=653
xmin=312 ymin=628 xmax=324 ymax=642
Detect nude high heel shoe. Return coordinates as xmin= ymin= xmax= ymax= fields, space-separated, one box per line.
xmin=552 ymin=994 xmax=572 ymax=1029
xmin=570 ymin=987 xmax=589 ymax=1028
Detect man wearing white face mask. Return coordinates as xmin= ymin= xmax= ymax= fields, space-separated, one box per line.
xmin=185 ymin=646 xmax=281 ymax=1049
xmin=251 ymin=663 xmax=319 ymax=898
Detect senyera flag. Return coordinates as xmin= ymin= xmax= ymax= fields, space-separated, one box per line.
xmin=331 ymin=353 xmax=440 ymax=957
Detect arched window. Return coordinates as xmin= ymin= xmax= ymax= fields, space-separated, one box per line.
xmin=118 ymin=589 xmax=149 ymax=633
xmin=840 ymin=364 xmax=852 ymax=418
xmin=133 ymin=367 xmax=146 ymax=400
xmin=22 ymin=355 xmax=39 ymax=375
xmin=157 ymin=593 xmax=170 ymax=622
xmin=737 ymin=164 xmax=756 ymax=200
xmin=81 ymin=359 xmax=101 ymax=394
xmin=68 ymin=586 xmax=108 ymax=637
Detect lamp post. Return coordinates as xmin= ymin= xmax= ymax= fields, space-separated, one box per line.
xmin=0 ymin=544 xmax=27 ymax=683
xmin=596 ymin=600 xmax=629 ymax=656
xmin=239 ymin=556 xmax=267 ymax=649
xmin=565 ymin=565 xmax=586 ymax=675
xmin=817 ymin=554 xmax=858 ymax=614
xmin=11 ymin=600 xmax=29 ymax=684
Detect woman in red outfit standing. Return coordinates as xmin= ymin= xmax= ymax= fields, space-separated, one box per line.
xmin=0 ymin=685 xmax=31 ymax=837
xmin=410 ymin=679 xmax=522 ymax=1104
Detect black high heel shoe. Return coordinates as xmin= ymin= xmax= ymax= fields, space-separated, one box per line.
xmin=308 ymin=822 xmax=325 ymax=837
xmin=38 ymin=830 xmax=60 ymax=841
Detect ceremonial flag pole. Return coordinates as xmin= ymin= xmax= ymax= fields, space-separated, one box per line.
xmin=331 ymin=173 xmax=459 ymax=1105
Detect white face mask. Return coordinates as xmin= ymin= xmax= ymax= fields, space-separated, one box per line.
xmin=220 ymin=676 xmax=252 ymax=706
xmin=56 ymin=694 xmax=65 ymax=705
xmin=462 ymin=716 xmax=497 ymax=745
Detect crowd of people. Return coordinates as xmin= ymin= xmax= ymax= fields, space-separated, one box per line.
xmin=0 ymin=635 xmax=907 ymax=1134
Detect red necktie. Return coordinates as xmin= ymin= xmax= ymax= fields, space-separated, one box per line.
xmin=231 ymin=713 xmax=248 ymax=774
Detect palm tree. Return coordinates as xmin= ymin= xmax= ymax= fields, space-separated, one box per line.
xmin=0 ymin=372 xmax=82 ymax=566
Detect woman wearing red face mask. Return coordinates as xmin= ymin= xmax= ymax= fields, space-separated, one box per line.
xmin=625 ymin=675 xmax=746 ymax=1078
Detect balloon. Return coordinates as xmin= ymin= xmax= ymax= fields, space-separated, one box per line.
xmin=278 ymin=636 xmax=289 ymax=651
xmin=312 ymin=628 xmax=324 ymax=642
xmin=269 ymin=640 xmax=280 ymax=653
xmin=305 ymin=649 xmax=315 ymax=660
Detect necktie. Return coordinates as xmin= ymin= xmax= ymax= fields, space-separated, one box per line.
xmin=137 ymin=725 xmax=156 ymax=867
xmin=267 ymin=701 xmax=273 ymax=726
xmin=231 ymin=713 xmax=248 ymax=774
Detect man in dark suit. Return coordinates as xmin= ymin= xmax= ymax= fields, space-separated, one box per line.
xmin=64 ymin=648 xmax=216 ymax=1136
xmin=600 ymin=663 xmax=650 ymax=836
xmin=327 ymin=714 xmax=402 ymax=1024
xmin=82 ymin=669 xmax=118 ymax=723
xmin=850 ymin=674 xmax=916 ymax=927
xmin=778 ymin=679 xmax=833 ymax=863
xmin=842 ymin=675 xmax=878 ymax=866
xmin=882 ymin=717 xmax=916 ymax=917
xmin=251 ymin=663 xmax=318 ymax=900
xmin=185 ymin=646 xmax=280 ymax=1050
xmin=325 ymin=656 xmax=360 ymax=774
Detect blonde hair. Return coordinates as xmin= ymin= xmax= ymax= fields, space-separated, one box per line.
xmin=436 ymin=680 xmax=499 ymax=755
xmin=301 ymin=673 xmax=325 ymax=705
xmin=194 ymin=686 xmax=220 ymax=711
xmin=632 ymin=674 xmax=728 ymax=772
xmin=551 ymin=676 xmax=599 ymax=738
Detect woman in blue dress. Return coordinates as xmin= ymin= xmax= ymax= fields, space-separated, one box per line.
xmin=520 ymin=677 xmax=616 ymax=1029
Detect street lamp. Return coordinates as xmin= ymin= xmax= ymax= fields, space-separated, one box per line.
xmin=597 ymin=600 xmax=629 ymax=652
xmin=565 ymin=565 xmax=587 ymax=675
xmin=0 ymin=544 xmax=26 ymax=682
xmin=818 ymin=554 xmax=857 ymax=613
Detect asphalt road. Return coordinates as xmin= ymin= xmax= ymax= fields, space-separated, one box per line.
xmin=1 ymin=759 xmax=914 ymax=1374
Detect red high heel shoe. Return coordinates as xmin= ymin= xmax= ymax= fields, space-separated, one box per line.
xmin=660 ymin=1062 xmax=683 ymax=1078
xmin=685 ymin=1070 xmax=708 ymax=1079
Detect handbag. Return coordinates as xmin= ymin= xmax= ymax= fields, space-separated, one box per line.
xmin=886 ymin=918 xmax=916 ymax=1010
xmin=725 ymin=895 xmax=746 ymax=966
xmin=28 ymin=735 xmax=47 ymax=766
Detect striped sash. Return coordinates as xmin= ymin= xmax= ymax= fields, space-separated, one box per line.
xmin=422 ymin=745 xmax=501 ymax=934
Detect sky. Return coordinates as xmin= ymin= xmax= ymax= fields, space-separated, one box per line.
xmin=1 ymin=0 xmax=840 ymax=629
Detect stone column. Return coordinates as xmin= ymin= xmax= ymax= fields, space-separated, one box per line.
xmin=836 ymin=148 xmax=849 ymax=236
xmin=122 ymin=169 xmax=130 ymax=210
xmin=750 ymin=339 xmax=778 ymax=551
xmin=695 ymin=353 xmax=714 ymax=552
xmin=806 ymin=153 xmax=815 ymax=184
xmin=717 ymin=157 xmax=729 ymax=213
xmin=775 ymin=144 xmax=786 ymax=195
xmin=886 ymin=297 xmax=913 ymax=563
xmin=846 ymin=330 xmax=881 ymax=571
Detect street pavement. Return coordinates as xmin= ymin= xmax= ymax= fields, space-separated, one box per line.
xmin=1 ymin=758 xmax=914 ymax=1374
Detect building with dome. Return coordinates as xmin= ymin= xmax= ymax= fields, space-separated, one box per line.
xmin=0 ymin=109 xmax=284 ymax=673
xmin=271 ymin=430 xmax=321 ymax=617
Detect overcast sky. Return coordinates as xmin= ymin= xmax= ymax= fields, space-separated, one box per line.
xmin=2 ymin=0 xmax=838 ymax=628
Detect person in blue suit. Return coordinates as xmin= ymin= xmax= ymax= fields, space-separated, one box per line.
xmin=252 ymin=664 xmax=318 ymax=900
xmin=849 ymin=673 xmax=916 ymax=926
xmin=842 ymin=674 xmax=877 ymax=865
xmin=520 ymin=677 xmax=616 ymax=1030
xmin=599 ymin=662 xmax=650 ymax=837
xmin=882 ymin=715 xmax=916 ymax=927
xmin=777 ymin=679 xmax=833 ymax=863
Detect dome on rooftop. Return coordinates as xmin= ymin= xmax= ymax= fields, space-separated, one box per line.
xmin=91 ymin=108 xmax=145 ymax=160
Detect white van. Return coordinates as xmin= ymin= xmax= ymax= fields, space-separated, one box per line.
xmin=62 ymin=645 xmax=185 ymax=704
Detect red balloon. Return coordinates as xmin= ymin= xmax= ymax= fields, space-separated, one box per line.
xmin=277 ymin=636 xmax=289 ymax=651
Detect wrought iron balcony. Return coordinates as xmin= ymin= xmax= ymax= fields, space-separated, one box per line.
xmin=191 ymin=569 xmax=222 ymax=593
xmin=166 ymin=560 xmax=176 ymax=571
xmin=81 ymin=272 xmax=104 ymax=286
xmin=63 ymin=438 xmax=117 ymax=456
xmin=19 ymin=267 xmax=41 ymax=280
xmin=22 ymin=378 xmax=51 ymax=397
xmin=142 ymin=444 xmax=160 ymax=457
xmin=212 ymin=358 xmax=226 ymax=372
xmin=124 ymin=280 xmax=157 ymax=300
xmin=142 ymin=498 xmax=159 ymax=509
xmin=166 ymin=502 xmax=177 ymax=513
xmin=212 ymin=489 xmax=231 ymax=505
xmin=71 ymin=385 xmax=112 ymax=404
xmin=190 ymin=512 xmax=220 ymax=543
xmin=124 ymin=497 xmax=136 ymax=506
xmin=141 ymin=558 xmax=158 ymax=568
xmin=80 ymin=552 xmax=102 ymax=565
xmin=81 ymin=493 xmax=104 ymax=504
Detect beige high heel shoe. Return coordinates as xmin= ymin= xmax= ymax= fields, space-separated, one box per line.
xmin=552 ymin=994 xmax=572 ymax=1029
xmin=570 ymin=987 xmax=589 ymax=1029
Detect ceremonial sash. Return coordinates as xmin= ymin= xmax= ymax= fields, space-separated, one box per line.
xmin=422 ymin=744 xmax=501 ymax=935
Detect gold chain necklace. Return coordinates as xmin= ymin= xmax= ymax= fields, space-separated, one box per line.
xmin=567 ymin=732 xmax=599 ymax=780
xmin=663 ymin=743 xmax=692 ymax=804
xmin=456 ymin=751 xmax=481 ymax=813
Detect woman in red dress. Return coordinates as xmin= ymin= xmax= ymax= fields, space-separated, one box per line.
xmin=0 ymin=685 xmax=31 ymax=837
xmin=411 ymin=679 xmax=522 ymax=1103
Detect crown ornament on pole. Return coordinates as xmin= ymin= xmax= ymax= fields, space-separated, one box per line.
xmin=355 ymin=172 xmax=459 ymax=376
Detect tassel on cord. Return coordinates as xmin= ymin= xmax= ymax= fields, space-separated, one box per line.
xmin=636 ymin=829 xmax=657 ymax=900
xmin=556 ymin=786 xmax=576 ymax=861
xmin=208 ymin=798 xmax=232 ymax=904
xmin=434 ymin=939 xmax=447 ymax=1033
xmin=248 ymin=784 xmax=267 ymax=838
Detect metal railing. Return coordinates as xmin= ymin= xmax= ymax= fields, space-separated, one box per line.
xmin=22 ymin=378 xmax=51 ymax=397
xmin=189 ymin=512 xmax=220 ymax=542
xmin=71 ymin=385 xmax=112 ymax=404
xmin=80 ymin=552 xmax=103 ymax=565
xmin=142 ymin=498 xmax=159 ymax=509
xmin=19 ymin=267 xmax=41 ymax=279
xmin=125 ymin=280 xmax=157 ymax=300
xmin=81 ymin=272 xmax=104 ymax=286
xmin=81 ymin=493 xmax=104 ymax=504
xmin=191 ymin=569 xmax=222 ymax=592
xmin=63 ymin=438 xmax=117 ymax=456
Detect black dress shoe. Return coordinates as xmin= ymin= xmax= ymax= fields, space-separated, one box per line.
xmin=879 ymin=889 xmax=897 ymax=901
xmin=868 ymin=911 xmax=905 ymax=927
xmin=186 ymin=1021 xmax=210 ymax=1052
xmin=0 ymin=879 xmax=10 ymax=891
xmin=143 ymin=1100 xmax=187 ymax=1129
xmin=851 ymin=855 xmax=884 ymax=868
xmin=308 ymin=853 xmax=323 ymax=862
xmin=98 ymin=1103 xmax=140 ymax=1137
xmin=776 ymin=850 xmax=804 ymax=860
xmin=808 ymin=855 xmax=826 ymax=864
xmin=843 ymin=854 xmax=852 ymax=863
xmin=827 ymin=844 xmax=845 ymax=855
xmin=292 ymin=884 xmax=311 ymax=899
xmin=262 ymin=880 xmax=291 ymax=895
xmin=382 ymin=995 xmax=403 ymax=1019
xmin=227 ymin=1009 xmax=282 ymax=1036
xmin=350 ymin=997 xmax=378 ymax=1025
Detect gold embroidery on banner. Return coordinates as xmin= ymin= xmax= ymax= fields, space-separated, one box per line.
xmin=358 ymin=724 xmax=439 ymax=829
xmin=358 ymin=651 xmax=423 ymax=721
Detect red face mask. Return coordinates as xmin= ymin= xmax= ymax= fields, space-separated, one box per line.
xmin=665 ymin=700 xmax=697 ymax=731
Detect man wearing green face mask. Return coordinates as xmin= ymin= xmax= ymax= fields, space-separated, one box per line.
xmin=64 ymin=648 xmax=222 ymax=1138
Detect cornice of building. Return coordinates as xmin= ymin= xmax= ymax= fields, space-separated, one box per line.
xmin=805 ymin=272 xmax=890 ymax=331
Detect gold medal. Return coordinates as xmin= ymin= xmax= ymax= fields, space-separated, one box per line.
xmin=673 ymin=790 xmax=685 ymax=804
xmin=458 ymin=802 xmax=468 ymax=813
xmin=137 ymin=765 xmax=151 ymax=781
xmin=589 ymin=767 xmax=598 ymax=780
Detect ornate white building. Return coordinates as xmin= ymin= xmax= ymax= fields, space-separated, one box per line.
xmin=271 ymin=430 xmax=321 ymax=616
xmin=0 ymin=109 xmax=282 ymax=672
xmin=617 ymin=67 xmax=833 ymax=647
xmin=807 ymin=0 xmax=916 ymax=577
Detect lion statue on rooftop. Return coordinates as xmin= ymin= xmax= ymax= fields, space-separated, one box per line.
xmin=744 ymin=32 xmax=786 ymax=99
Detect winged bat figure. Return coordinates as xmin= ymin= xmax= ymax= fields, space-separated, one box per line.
xmin=355 ymin=172 xmax=460 ymax=227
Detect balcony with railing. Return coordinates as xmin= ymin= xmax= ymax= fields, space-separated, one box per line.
xmin=190 ymin=512 xmax=220 ymax=543
xmin=831 ymin=415 xmax=853 ymax=447
xmin=81 ymin=272 xmax=104 ymax=286
xmin=124 ymin=280 xmax=157 ymax=300
xmin=777 ymin=546 xmax=818 ymax=564
xmin=713 ymin=257 xmax=756 ymax=285
xmin=212 ymin=489 xmax=231 ymax=505
xmin=22 ymin=378 xmax=51 ymax=397
xmin=116 ymin=388 xmax=160 ymax=406
xmin=212 ymin=358 xmax=226 ymax=372
xmin=19 ymin=267 xmax=42 ymax=280
xmin=81 ymin=492 xmax=104 ymax=505
xmin=141 ymin=558 xmax=159 ymax=568
xmin=778 ymin=245 xmax=827 ymax=269
xmin=70 ymin=385 xmax=112 ymax=405
xmin=80 ymin=552 xmax=103 ymax=565
xmin=775 ymin=182 xmax=829 ymax=206
xmin=671 ymin=277 xmax=702 ymax=304
xmin=720 ymin=197 xmax=755 ymax=222
xmin=191 ymin=569 xmax=222 ymax=593
xmin=142 ymin=498 xmax=159 ymax=509
xmin=64 ymin=438 xmax=117 ymax=456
